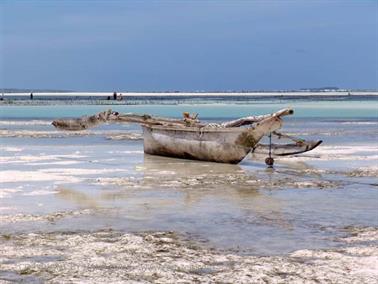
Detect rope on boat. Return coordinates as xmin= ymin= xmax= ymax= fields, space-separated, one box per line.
xmin=265 ymin=132 xmax=274 ymax=167
xmin=269 ymin=133 xmax=272 ymax=158
xmin=272 ymin=131 xmax=305 ymax=145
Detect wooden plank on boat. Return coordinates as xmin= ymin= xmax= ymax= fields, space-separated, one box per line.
xmin=51 ymin=108 xmax=294 ymax=131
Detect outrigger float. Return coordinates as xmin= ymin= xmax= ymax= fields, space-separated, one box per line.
xmin=52 ymin=108 xmax=321 ymax=165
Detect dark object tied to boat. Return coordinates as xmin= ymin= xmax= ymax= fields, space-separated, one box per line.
xmin=52 ymin=108 xmax=322 ymax=164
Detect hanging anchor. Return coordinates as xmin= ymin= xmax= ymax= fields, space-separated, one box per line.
xmin=265 ymin=132 xmax=274 ymax=168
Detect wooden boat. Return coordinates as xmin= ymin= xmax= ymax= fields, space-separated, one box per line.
xmin=142 ymin=116 xmax=282 ymax=164
xmin=51 ymin=108 xmax=320 ymax=164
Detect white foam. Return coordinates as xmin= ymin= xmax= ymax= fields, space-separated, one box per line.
xmin=279 ymin=154 xmax=378 ymax=163
xmin=0 ymin=170 xmax=83 ymax=183
xmin=28 ymin=160 xmax=81 ymax=166
xmin=0 ymin=206 xmax=16 ymax=211
xmin=0 ymin=120 xmax=51 ymax=126
xmin=0 ymin=129 xmax=84 ymax=138
xmin=313 ymin=146 xmax=378 ymax=155
xmin=39 ymin=168 xmax=127 ymax=176
xmin=22 ymin=190 xmax=58 ymax=196
xmin=0 ymin=168 xmax=125 ymax=184
xmin=340 ymin=121 xmax=378 ymax=125
xmin=0 ymin=146 xmax=23 ymax=152
xmin=279 ymin=145 xmax=378 ymax=162
xmin=0 ymin=154 xmax=87 ymax=164
xmin=108 ymin=150 xmax=144 ymax=154
xmin=0 ymin=188 xmax=22 ymax=199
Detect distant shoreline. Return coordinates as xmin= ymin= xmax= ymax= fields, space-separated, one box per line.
xmin=2 ymin=91 xmax=378 ymax=98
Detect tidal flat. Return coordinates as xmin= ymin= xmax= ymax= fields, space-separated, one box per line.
xmin=0 ymin=227 xmax=377 ymax=283
xmin=0 ymin=100 xmax=377 ymax=283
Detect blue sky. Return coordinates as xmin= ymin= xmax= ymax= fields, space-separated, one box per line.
xmin=1 ymin=0 xmax=377 ymax=91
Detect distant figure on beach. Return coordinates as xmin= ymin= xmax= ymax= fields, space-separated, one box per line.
xmin=117 ymin=93 xmax=123 ymax=101
xmin=113 ymin=92 xmax=117 ymax=100
xmin=107 ymin=96 xmax=111 ymax=100
xmin=30 ymin=93 xmax=33 ymax=100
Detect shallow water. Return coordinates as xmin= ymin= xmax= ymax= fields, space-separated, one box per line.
xmin=1 ymin=98 xmax=378 ymax=118
xmin=0 ymin=100 xmax=377 ymax=256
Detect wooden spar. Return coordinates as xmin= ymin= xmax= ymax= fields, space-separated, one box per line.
xmin=116 ymin=113 xmax=205 ymax=127
xmin=251 ymin=131 xmax=322 ymax=156
xmin=219 ymin=108 xmax=294 ymax=128
xmin=252 ymin=140 xmax=322 ymax=156
xmin=51 ymin=108 xmax=294 ymax=131
xmin=272 ymin=131 xmax=306 ymax=145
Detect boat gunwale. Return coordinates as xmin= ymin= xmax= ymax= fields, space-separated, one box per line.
xmin=141 ymin=124 xmax=251 ymax=133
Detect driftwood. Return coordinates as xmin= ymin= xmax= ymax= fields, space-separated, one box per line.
xmin=52 ymin=108 xmax=294 ymax=131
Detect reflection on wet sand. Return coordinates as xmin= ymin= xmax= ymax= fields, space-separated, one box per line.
xmin=56 ymin=187 xmax=99 ymax=208
xmin=142 ymin=156 xmax=290 ymax=227
xmin=54 ymin=155 xmax=293 ymax=234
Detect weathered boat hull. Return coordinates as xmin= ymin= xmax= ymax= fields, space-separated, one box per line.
xmin=142 ymin=116 xmax=283 ymax=163
xmin=142 ymin=126 xmax=250 ymax=163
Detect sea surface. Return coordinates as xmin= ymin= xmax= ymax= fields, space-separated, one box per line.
xmin=1 ymin=97 xmax=377 ymax=256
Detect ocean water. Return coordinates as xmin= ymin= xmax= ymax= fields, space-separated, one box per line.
xmin=0 ymin=99 xmax=377 ymax=256
xmin=1 ymin=99 xmax=378 ymax=118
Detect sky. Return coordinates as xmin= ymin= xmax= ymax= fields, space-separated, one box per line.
xmin=1 ymin=0 xmax=377 ymax=91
